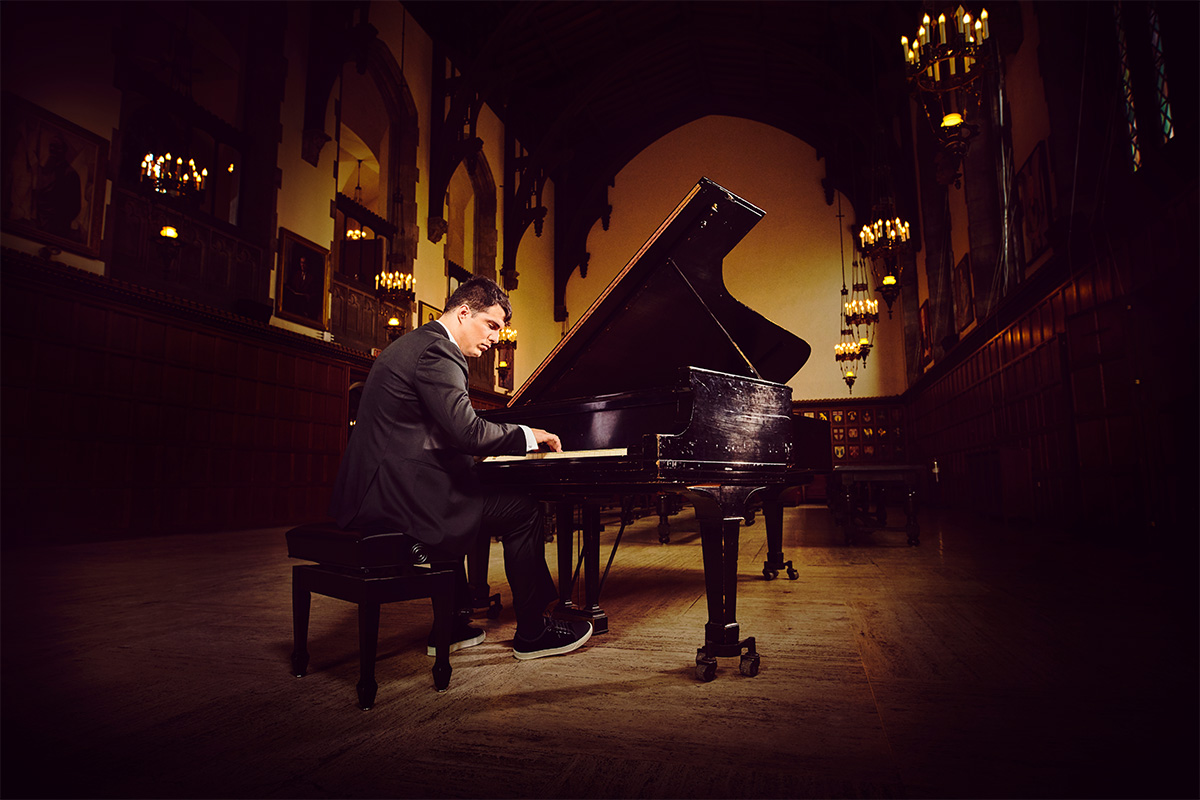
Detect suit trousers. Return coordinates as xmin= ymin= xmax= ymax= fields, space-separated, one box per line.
xmin=458 ymin=491 xmax=558 ymax=637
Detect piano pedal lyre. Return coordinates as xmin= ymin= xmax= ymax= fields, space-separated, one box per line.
xmin=695 ymin=637 xmax=760 ymax=681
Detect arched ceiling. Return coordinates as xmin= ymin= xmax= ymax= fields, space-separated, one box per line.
xmin=404 ymin=0 xmax=927 ymax=317
xmin=406 ymin=0 xmax=920 ymax=216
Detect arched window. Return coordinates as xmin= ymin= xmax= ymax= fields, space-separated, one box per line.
xmin=1112 ymin=0 xmax=1176 ymax=173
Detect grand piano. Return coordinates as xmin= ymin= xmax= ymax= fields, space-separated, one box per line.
xmin=479 ymin=178 xmax=826 ymax=680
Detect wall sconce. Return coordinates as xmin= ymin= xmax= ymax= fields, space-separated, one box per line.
xmin=385 ymin=315 xmax=404 ymax=341
xmin=141 ymin=152 xmax=207 ymax=197
xmin=902 ymin=6 xmax=993 ymax=184
xmin=496 ymin=326 xmax=517 ymax=391
xmin=376 ymin=270 xmax=415 ymax=303
xmin=155 ymin=223 xmax=183 ymax=271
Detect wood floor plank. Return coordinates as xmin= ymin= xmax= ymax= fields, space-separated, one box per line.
xmin=2 ymin=504 xmax=1196 ymax=799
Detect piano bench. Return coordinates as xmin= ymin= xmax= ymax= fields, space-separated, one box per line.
xmin=285 ymin=521 xmax=459 ymax=709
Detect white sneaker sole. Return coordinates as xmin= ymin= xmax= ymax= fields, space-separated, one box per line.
xmin=512 ymin=623 xmax=593 ymax=660
xmin=426 ymin=630 xmax=485 ymax=657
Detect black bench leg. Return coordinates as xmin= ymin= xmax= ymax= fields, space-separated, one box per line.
xmin=429 ymin=570 xmax=454 ymax=692
xmin=291 ymin=570 xmax=311 ymax=678
xmin=357 ymin=602 xmax=381 ymax=710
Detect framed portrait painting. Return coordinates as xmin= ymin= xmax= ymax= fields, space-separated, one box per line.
xmin=1016 ymin=140 xmax=1052 ymax=270
xmin=953 ymin=252 xmax=975 ymax=332
xmin=418 ymin=301 xmax=443 ymax=327
xmin=275 ymin=228 xmax=330 ymax=330
xmin=1 ymin=93 xmax=108 ymax=258
xmin=919 ymin=300 xmax=933 ymax=366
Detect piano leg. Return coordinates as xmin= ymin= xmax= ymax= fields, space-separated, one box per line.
xmin=554 ymin=501 xmax=576 ymax=614
xmin=689 ymin=486 xmax=762 ymax=681
xmin=553 ymin=500 xmax=609 ymax=634
xmin=656 ymin=493 xmax=672 ymax=544
xmin=761 ymin=495 xmax=797 ymax=581
xmin=580 ymin=502 xmax=608 ymax=634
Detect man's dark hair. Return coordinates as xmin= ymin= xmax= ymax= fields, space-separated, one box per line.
xmin=446 ymin=276 xmax=512 ymax=323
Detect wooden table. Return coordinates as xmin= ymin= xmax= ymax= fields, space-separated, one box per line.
xmin=830 ymin=464 xmax=925 ymax=546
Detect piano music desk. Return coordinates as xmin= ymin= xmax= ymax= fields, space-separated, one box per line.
xmin=829 ymin=464 xmax=925 ymax=546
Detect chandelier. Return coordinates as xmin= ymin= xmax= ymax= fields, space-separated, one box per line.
xmin=376 ymin=270 xmax=415 ymax=302
xmin=859 ymin=207 xmax=912 ymax=316
xmin=844 ymin=255 xmax=878 ymax=365
xmin=832 ymin=198 xmax=865 ymax=393
xmin=140 ymin=152 xmax=207 ymax=197
xmin=496 ymin=327 xmax=518 ymax=391
xmin=901 ymin=6 xmax=993 ymax=181
xmin=835 ymin=305 xmax=861 ymax=394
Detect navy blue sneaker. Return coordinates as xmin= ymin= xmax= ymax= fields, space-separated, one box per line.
xmin=513 ymin=617 xmax=592 ymax=660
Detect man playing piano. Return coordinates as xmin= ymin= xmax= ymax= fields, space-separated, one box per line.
xmin=328 ymin=276 xmax=593 ymax=660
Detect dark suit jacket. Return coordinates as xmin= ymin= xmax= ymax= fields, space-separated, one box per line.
xmin=328 ymin=321 xmax=528 ymax=554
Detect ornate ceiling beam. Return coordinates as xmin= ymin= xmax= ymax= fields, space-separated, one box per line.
xmin=427 ymin=43 xmax=483 ymax=244
xmin=500 ymin=130 xmax=549 ymax=292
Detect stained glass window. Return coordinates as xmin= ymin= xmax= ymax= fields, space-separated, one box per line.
xmin=1147 ymin=4 xmax=1174 ymax=143
xmin=1113 ymin=1 xmax=1141 ymax=171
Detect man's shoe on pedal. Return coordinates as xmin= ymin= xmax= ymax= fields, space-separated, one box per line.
xmin=513 ymin=617 xmax=592 ymax=660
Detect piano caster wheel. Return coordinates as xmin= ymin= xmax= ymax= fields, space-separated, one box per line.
xmin=290 ymin=651 xmax=309 ymax=678
xmin=739 ymin=653 xmax=760 ymax=677
xmin=695 ymin=650 xmax=718 ymax=682
xmin=762 ymin=560 xmax=798 ymax=581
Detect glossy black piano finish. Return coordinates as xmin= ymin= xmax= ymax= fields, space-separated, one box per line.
xmin=479 ymin=178 xmax=811 ymax=681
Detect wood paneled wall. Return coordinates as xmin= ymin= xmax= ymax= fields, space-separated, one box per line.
xmin=1 ymin=251 xmax=371 ymax=545
xmin=907 ymin=186 xmax=1198 ymax=534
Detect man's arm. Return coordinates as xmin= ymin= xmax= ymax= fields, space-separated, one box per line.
xmin=415 ymin=337 xmax=533 ymax=456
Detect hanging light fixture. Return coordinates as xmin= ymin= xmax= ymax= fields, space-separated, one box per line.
xmin=832 ymin=197 xmax=863 ymax=393
xmin=844 ymin=254 xmax=878 ymax=365
xmin=376 ymin=270 xmax=415 ymax=302
xmin=859 ymin=204 xmax=912 ymax=317
xmin=140 ymin=152 xmax=207 ymax=198
xmin=495 ymin=326 xmax=517 ymax=391
xmin=902 ymin=5 xmax=993 ymax=183
xmin=835 ymin=295 xmax=861 ymax=394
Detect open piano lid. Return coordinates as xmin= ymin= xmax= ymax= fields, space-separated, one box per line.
xmin=508 ymin=178 xmax=812 ymax=407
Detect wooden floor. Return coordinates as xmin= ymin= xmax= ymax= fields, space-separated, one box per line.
xmin=2 ymin=502 xmax=1196 ymax=799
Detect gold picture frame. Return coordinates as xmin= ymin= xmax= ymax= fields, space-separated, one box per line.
xmin=418 ymin=301 xmax=442 ymax=327
xmin=1 ymin=93 xmax=108 ymax=258
xmin=275 ymin=228 xmax=330 ymax=330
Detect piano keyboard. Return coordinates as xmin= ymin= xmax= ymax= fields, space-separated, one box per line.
xmin=483 ymin=447 xmax=629 ymax=462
